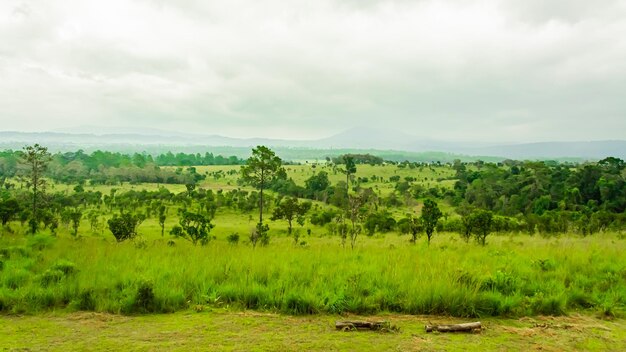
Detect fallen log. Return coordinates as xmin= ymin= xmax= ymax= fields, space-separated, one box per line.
xmin=425 ymin=322 xmax=482 ymax=333
xmin=335 ymin=321 xmax=389 ymax=331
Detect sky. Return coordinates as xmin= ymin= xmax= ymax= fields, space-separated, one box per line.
xmin=1 ymin=0 xmax=625 ymax=142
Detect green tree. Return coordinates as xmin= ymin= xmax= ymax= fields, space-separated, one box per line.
xmin=0 ymin=197 xmax=20 ymax=226
xmin=341 ymin=155 xmax=357 ymax=195
xmin=421 ymin=199 xmax=442 ymax=245
xmin=21 ymin=144 xmax=51 ymax=233
xmin=304 ymin=171 xmax=330 ymax=200
xmin=271 ymin=197 xmax=312 ymax=244
xmin=68 ymin=208 xmax=82 ymax=237
xmin=108 ymin=213 xmax=143 ymax=242
xmin=158 ymin=204 xmax=167 ymax=237
xmin=170 ymin=209 xmax=214 ymax=246
xmin=470 ymin=209 xmax=493 ymax=246
xmin=240 ymin=146 xmax=284 ymax=246
xmin=347 ymin=193 xmax=365 ymax=249
xmin=407 ymin=215 xmax=423 ymax=243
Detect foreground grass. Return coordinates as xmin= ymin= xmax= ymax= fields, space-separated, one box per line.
xmin=1 ymin=232 xmax=625 ymax=317
xmin=1 ymin=310 xmax=625 ymax=351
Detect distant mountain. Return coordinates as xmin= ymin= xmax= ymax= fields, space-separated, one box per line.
xmin=467 ymin=140 xmax=626 ymax=160
xmin=0 ymin=129 xmax=624 ymax=160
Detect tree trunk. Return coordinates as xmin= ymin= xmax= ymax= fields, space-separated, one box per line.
xmin=259 ymin=170 xmax=264 ymax=225
xmin=425 ymin=322 xmax=481 ymax=333
xmin=335 ymin=321 xmax=388 ymax=331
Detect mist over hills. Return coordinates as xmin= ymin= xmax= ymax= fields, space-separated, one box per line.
xmin=1 ymin=127 xmax=624 ymax=161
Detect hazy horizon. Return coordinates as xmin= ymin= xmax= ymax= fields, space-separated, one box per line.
xmin=1 ymin=0 xmax=626 ymax=142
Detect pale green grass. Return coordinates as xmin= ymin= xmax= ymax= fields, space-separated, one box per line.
xmin=1 ymin=311 xmax=624 ymax=351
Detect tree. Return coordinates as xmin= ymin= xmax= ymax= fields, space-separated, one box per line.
xmin=347 ymin=193 xmax=365 ymax=249
xmin=421 ymin=199 xmax=442 ymax=245
xmin=271 ymin=197 xmax=312 ymax=244
xmin=471 ymin=209 xmax=493 ymax=246
xmin=158 ymin=204 xmax=167 ymax=237
xmin=406 ymin=215 xmax=423 ymax=243
xmin=21 ymin=144 xmax=51 ymax=233
xmin=304 ymin=171 xmax=330 ymax=200
xmin=108 ymin=213 xmax=143 ymax=242
xmin=170 ymin=209 xmax=214 ymax=246
xmin=341 ymin=155 xmax=357 ymax=195
xmin=68 ymin=208 xmax=82 ymax=237
xmin=240 ymin=146 xmax=284 ymax=245
xmin=0 ymin=197 xmax=20 ymax=226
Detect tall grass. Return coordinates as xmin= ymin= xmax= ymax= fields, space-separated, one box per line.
xmin=1 ymin=232 xmax=625 ymax=317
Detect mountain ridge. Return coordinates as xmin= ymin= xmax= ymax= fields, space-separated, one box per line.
xmin=0 ymin=129 xmax=624 ymax=160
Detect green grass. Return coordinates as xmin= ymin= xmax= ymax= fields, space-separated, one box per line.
xmin=1 ymin=310 xmax=625 ymax=351
xmin=1 ymin=229 xmax=625 ymax=318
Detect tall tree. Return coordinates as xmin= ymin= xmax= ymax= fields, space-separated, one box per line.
xmin=342 ymin=155 xmax=357 ymax=196
xmin=421 ymin=199 xmax=442 ymax=245
xmin=21 ymin=144 xmax=51 ymax=233
xmin=158 ymin=204 xmax=167 ymax=237
xmin=240 ymin=146 xmax=284 ymax=246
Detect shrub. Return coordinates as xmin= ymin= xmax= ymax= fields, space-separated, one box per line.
xmin=108 ymin=213 xmax=143 ymax=242
xmin=134 ymin=280 xmax=156 ymax=313
xmin=51 ymin=260 xmax=78 ymax=275
xmin=226 ymin=233 xmax=240 ymax=245
xmin=40 ymin=269 xmax=64 ymax=287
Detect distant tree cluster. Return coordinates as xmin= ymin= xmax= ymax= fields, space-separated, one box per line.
xmin=0 ymin=150 xmax=243 ymax=185
xmin=332 ymin=154 xmax=384 ymax=165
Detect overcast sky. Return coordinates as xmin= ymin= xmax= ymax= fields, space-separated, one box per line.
xmin=1 ymin=0 xmax=625 ymax=142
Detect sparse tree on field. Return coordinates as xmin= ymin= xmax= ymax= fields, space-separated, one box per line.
xmin=421 ymin=199 xmax=442 ymax=245
xmin=271 ymin=197 xmax=312 ymax=244
xmin=0 ymin=197 xmax=20 ymax=226
xmin=170 ymin=209 xmax=214 ymax=246
xmin=69 ymin=208 xmax=82 ymax=237
xmin=240 ymin=146 xmax=284 ymax=247
xmin=158 ymin=204 xmax=167 ymax=237
xmin=21 ymin=144 xmax=51 ymax=233
xmin=407 ymin=215 xmax=424 ymax=244
xmin=342 ymin=155 xmax=357 ymax=195
xmin=471 ymin=209 xmax=493 ymax=246
xmin=87 ymin=210 xmax=100 ymax=233
xmin=347 ymin=193 xmax=366 ymax=249
xmin=108 ymin=213 xmax=144 ymax=242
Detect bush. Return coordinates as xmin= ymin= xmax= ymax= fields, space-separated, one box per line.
xmin=27 ymin=234 xmax=56 ymax=251
xmin=40 ymin=269 xmax=64 ymax=287
xmin=76 ymin=289 xmax=96 ymax=311
xmin=4 ymin=269 xmax=30 ymax=289
xmin=226 ymin=233 xmax=240 ymax=245
xmin=108 ymin=213 xmax=143 ymax=242
xmin=51 ymin=260 xmax=78 ymax=275
xmin=134 ymin=280 xmax=156 ymax=313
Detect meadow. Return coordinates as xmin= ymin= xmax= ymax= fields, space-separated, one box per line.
xmin=1 ymin=156 xmax=625 ymax=321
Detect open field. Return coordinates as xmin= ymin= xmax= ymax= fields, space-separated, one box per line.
xmin=1 ymin=151 xmax=625 ymax=350
xmin=1 ymin=231 xmax=625 ymax=318
xmin=2 ymin=310 xmax=625 ymax=351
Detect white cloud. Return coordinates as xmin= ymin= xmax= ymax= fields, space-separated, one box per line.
xmin=0 ymin=0 xmax=625 ymax=141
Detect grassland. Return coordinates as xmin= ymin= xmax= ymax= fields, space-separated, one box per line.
xmin=1 ymin=230 xmax=625 ymax=318
xmin=2 ymin=310 xmax=625 ymax=351
xmin=1 ymin=162 xmax=625 ymax=350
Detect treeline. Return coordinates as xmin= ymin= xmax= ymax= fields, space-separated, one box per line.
xmin=451 ymin=157 xmax=625 ymax=235
xmin=0 ymin=150 xmax=244 ymax=185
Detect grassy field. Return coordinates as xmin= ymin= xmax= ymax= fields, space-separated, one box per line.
xmin=2 ymin=162 xmax=625 ymax=350
xmin=1 ymin=310 xmax=625 ymax=351
xmin=1 ymin=230 xmax=625 ymax=318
